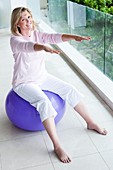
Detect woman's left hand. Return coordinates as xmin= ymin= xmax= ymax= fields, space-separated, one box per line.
xmin=74 ymin=36 xmax=91 ymax=42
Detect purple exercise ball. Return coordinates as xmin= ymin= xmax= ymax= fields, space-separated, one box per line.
xmin=5 ymin=89 xmax=66 ymax=131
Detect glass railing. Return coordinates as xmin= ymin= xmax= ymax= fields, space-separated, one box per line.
xmin=41 ymin=0 xmax=113 ymax=82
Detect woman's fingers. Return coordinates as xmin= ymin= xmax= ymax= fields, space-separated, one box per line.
xmin=76 ymin=36 xmax=91 ymax=41
xmin=44 ymin=46 xmax=61 ymax=54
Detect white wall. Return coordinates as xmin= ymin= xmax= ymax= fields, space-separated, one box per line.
xmin=11 ymin=0 xmax=27 ymax=10
xmin=0 ymin=0 xmax=11 ymax=28
xmin=27 ymin=0 xmax=41 ymax=23
xmin=0 ymin=0 xmax=41 ymax=29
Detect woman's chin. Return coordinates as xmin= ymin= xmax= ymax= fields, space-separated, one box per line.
xmin=26 ymin=25 xmax=32 ymax=29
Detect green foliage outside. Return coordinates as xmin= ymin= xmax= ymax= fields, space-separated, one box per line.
xmin=71 ymin=0 xmax=113 ymax=15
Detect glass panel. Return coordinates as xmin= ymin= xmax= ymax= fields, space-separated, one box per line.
xmin=47 ymin=0 xmax=69 ymax=32
xmin=70 ymin=7 xmax=105 ymax=73
xmin=41 ymin=0 xmax=113 ymax=82
xmin=105 ymin=14 xmax=113 ymax=81
xmin=48 ymin=0 xmax=67 ymax=22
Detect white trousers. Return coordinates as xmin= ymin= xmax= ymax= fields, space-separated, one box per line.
xmin=13 ymin=74 xmax=84 ymax=122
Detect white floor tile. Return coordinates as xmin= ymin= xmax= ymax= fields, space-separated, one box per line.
xmin=42 ymin=128 xmax=98 ymax=163
xmin=100 ymin=150 xmax=113 ymax=170
xmin=53 ymin=153 xmax=109 ymax=170
xmin=86 ymin=121 xmax=113 ymax=152
xmin=0 ymin=155 xmax=1 ymax=170
xmin=17 ymin=163 xmax=54 ymax=170
xmin=0 ymin=136 xmax=51 ymax=170
xmin=0 ymin=113 xmax=41 ymax=142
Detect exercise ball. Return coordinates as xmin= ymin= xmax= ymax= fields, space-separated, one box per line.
xmin=5 ymin=89 xmax=66 ymax=131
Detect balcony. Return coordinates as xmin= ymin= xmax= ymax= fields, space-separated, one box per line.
xmin=41 ymin=2 xmax=113 ymax=111
xmin=0 ymin=1 xmax=113 ymax=170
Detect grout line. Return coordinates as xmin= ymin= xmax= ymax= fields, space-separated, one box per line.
xmin=16 ymin=162 xmax=53 ymax=170
xmin=84 ymin=127 xmax=111 ymax=169
xmin=41 ymin=131 xmax=56 ymax=170
xmin=0 ymin=153 xmax=2 ymax=170
xmin=0 ymin=132 xmax=41 ymax=144
xmin=99 ymin=152 xmax=111 ymax=170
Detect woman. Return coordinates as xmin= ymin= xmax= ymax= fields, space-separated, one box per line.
xmin=10 ymin=7 xmax=107 ymax=163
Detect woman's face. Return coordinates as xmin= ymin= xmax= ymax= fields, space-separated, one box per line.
xmin=17 ymin=10 xmax=33 ymax=32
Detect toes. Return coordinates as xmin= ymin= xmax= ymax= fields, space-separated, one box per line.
xmin=54 ymin=148 xmax=71 ymax=163
xmin=62 ymin=157 xmax=71 ymax=163
xmin=102 ymin=129 xmax=107 ymax=135
xmin=97 ymin=128 xmax=107 ymax=135
xmin=87 ymin=123 xmax=107 ymax=135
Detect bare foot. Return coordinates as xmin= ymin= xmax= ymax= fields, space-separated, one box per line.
xmin=54 ymin=147 xmax=71 ymax=163
xmin=87 ymin=123 xmax=107 ymax=135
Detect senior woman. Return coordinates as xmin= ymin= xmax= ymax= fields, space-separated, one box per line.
xmin=10 ymin=7 xmax=107 ymax=163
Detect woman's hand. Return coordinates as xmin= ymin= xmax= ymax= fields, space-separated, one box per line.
xmin=74 ymin=35 xmax=91 ymax=42
xmin=34 ymin=43 xmax=61 ymax=54
xmin=43 ymin=46 xmax=61 ymax=54
xmin=62 ymin=34 xmax=91 ymax=42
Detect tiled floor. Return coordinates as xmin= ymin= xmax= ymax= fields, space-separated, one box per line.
xmin=0 ymin=29 xmax=113 ymax=170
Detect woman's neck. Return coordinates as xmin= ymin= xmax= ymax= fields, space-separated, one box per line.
xmin=21 ymin=30 xmax=32 ymax=37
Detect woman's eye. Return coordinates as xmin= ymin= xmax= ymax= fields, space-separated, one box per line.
xmin=28 ymin=16 xmax=31 ymax=19
xmin=22 ymin=19 xmax=25 ymax=22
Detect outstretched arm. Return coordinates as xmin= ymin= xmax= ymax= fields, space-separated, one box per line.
xmin=62 ymin=34 xmax=91 ymax=42
xmin=34 ymin=34 xmax=91 ymax=54
xmin=37 ymin=32 xmax=91 ymax=44
xmin=34 ymin=44 xmax=61 ymax=54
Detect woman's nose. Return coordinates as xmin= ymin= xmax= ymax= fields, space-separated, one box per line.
xmin=26 ymin=19 xmax=30 ymax=23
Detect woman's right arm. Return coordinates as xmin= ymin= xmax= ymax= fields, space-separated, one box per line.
xmin=10 ymin=37 xmax=60 ymax=54
xmin=10 ymin=37 xmax=35 ymax=53
xmin=34 ymin=43 xmax=61 ymax=54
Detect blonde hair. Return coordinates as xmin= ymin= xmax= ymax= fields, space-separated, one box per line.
xmin=11 ymin=7 xmax=36 ymax=36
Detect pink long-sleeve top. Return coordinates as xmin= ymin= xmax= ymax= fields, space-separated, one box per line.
xmin=10 ymin=30 xmax=63 ymax=88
